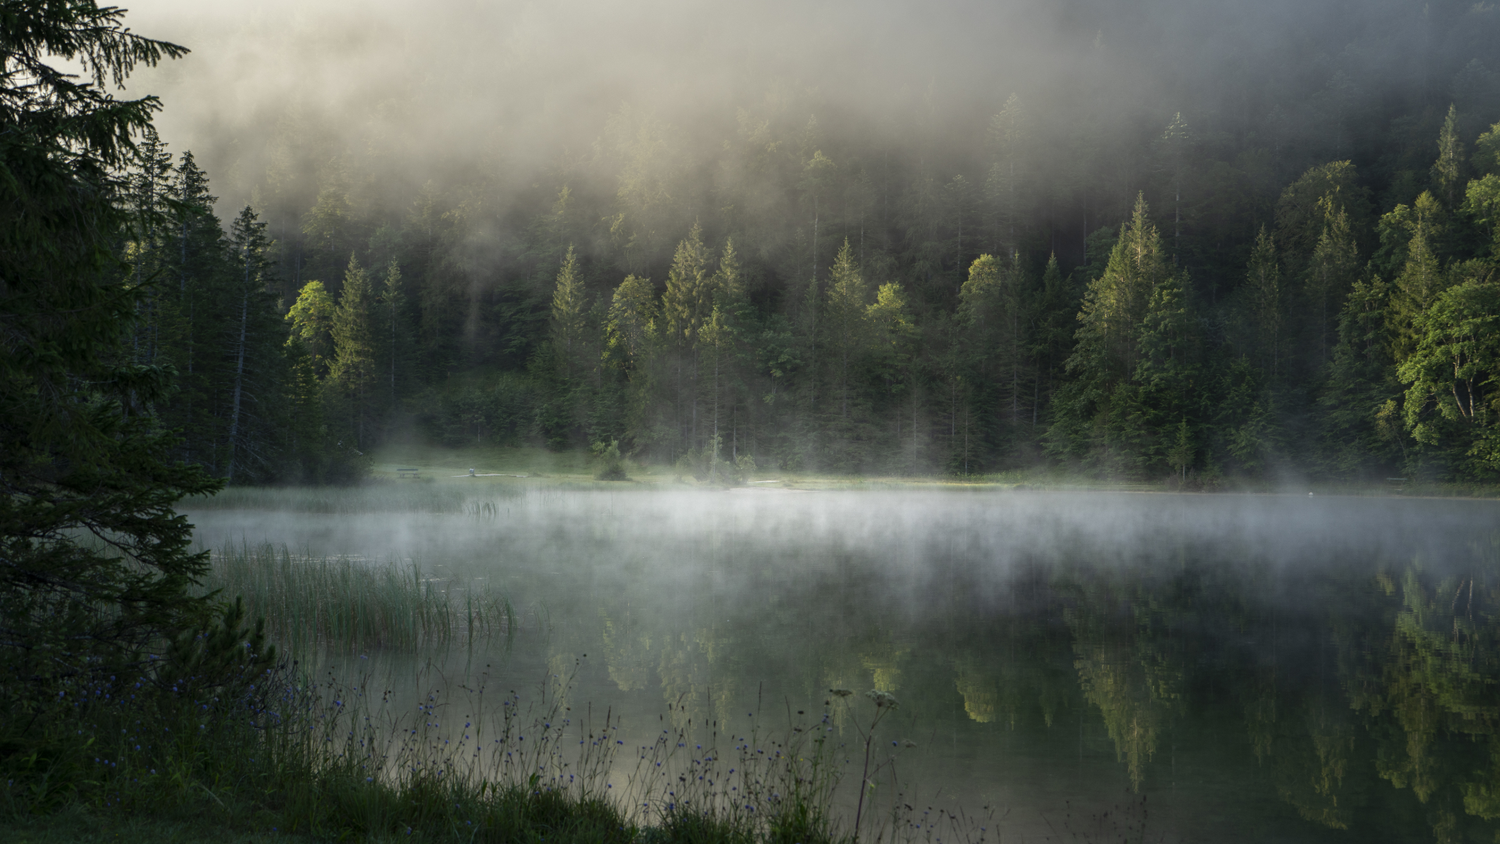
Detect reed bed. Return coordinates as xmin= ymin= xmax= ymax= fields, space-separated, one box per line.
xmin=203 ymin=543 xmax=515 ymax=654
xmin=187 ymin=484 xmax=525 ymax=515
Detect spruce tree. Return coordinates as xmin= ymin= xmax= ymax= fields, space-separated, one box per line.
xmin=221 ymin=207 xmax=284 ymax=482
xmin=825 ymin=239 xmax=872 ymax=423
xmin=1047 ymin=195 xmax=1173 ymax=470
xmin=1244 ymin=226 xmax=1283 ymax=383
xmin=0 ymin=0 xmax=220 ymax=702
xmin=1305 ymin=200 xmax=1359 ymax=366
xmin=330 ymin=255 xmax=379 ymax=449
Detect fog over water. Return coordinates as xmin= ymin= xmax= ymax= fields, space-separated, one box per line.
xmin=188 ymin=489 xmax=1500 ymax=842
xmin=190 ymin=489 xmax=1496 ymax=586
xmin=118 ymin=0 xmax=1500 ymax=834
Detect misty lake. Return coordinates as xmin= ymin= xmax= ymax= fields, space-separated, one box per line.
xmin=188 ymin=489 xmax=1500 ymax=843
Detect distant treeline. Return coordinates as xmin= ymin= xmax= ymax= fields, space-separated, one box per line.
xmin=123 ymin=15 xmax=1500 ymax=482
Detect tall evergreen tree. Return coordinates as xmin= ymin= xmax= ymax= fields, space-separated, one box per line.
xmin=329 ymin=255 xmax=379 ymax=449
xmin=155 ymin=150 xmax=223 ymax=465
xmin=221 ymin=207 xmax=283 ymax=481
xmin=377 ymin=260 xmax=407 ymax=407
xmin=1244 ymin=226 xmax=1284 ymax=383
xmin=1048 ymin=195 xmax=1174 ymax=471
xmin=1432 ymin=104 xmax=1465 ymax=209
xmin=550 ymin=246 xmax=588 ymax=368
xmin=825 ymin=239 xmax=872 ymax=423
xmin=0 ymin=0 xmax=220 ymax=703
xmin=1389 ymin=193 xmax=1450 ymax=362
xmin=1304 ymin=200 xmax=1360 ymax=366
xmin=1318 ymin=277 xmax=1402 ymax=477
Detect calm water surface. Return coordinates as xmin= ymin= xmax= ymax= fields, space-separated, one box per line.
xmin=189 ymin=490 xmax=1500 ymax=843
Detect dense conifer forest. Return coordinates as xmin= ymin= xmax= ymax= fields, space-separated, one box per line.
xmin=122 ymin=0 xmax=1500 ymax=483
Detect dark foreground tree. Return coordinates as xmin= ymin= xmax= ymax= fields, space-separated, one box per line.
xmin=0 ymin=1 xmax=222 ymax=708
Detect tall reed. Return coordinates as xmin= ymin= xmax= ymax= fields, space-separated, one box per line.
xmin=202 ymin=543 xmax=515 ymax=654
xmin=186 ymin=484 xmax=523 ymax=514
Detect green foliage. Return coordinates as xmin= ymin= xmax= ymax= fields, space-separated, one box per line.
xmin=1397 ymin=278 xmax=1500 ymax=477
xmin=54 ymin=0 xmax=1500 ymax=487
xmin=1242 ymin=226 xmax=1284 ymax=381
xmin=329 ymin=254 xmax=380 ymax=449
xmin=286 ymin=281 xmax=336 ymax=372
xmin=1318 ymin=276 xmax=1404 ymax=478
xmin=1048 ymin=195 xmax=1189 ymax=475
xmin=592 ymin=439 xmax=629 ymax=481
xmin=551 ymin=246 xmax=589 ymax=365
xmin=0 ymin=0 xmax=223 ymax=714
xmin=1275 ymin=162 xmax=1373 ymax=267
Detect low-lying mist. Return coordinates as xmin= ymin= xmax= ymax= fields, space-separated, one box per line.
xmin=185 ymin=487 xmax=1500 ymax=842
xmin=188 ymin=488 xmax=1497 ymax=614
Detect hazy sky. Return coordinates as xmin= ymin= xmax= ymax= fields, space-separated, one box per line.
xmin=119 ymin=0 xmax=1159 ymax=200
xmin=115 ymin=0 xmax=1422 ymax=220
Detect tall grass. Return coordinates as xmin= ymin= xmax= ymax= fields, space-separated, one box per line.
xmin=2 ymin=642 xmax=993 ymax=843
xmin=186 ymin=484 xmax=525 ymax=514
xmin=203 ymin=543 xmax=515 ymax=654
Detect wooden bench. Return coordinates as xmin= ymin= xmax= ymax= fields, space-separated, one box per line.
xmin=396 ymin=468 xmax=420 ymax=478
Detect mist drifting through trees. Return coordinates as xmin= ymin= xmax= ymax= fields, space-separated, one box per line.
xmin=115 ymin=0 xmax=1500 ymax=482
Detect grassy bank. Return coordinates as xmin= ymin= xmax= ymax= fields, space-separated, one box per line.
xmin=4 ymin=538 xmax=979 ymax=843
xmin=1 ymin=648 xmax=965 ymax=843
xmin=357 ymin=443 xmax=1500 ymax=497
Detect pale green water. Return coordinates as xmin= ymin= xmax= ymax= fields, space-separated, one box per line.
xmin=188 ymin=489 xmax=1500 ymax=843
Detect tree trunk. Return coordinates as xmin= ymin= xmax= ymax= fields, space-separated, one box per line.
xmin=227 ymin=290 xmax=248 ymax=483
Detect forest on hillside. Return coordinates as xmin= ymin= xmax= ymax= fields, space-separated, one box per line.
xmin=120 ymin=0 xmax=1500 ymax=484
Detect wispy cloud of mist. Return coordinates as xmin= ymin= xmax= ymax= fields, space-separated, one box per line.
xmin=123 ymin=0 xmax=1398 ymax=213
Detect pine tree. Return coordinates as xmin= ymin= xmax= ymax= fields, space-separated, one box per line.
xmin=221 ymin=207 xmax=282 ymax=481
xmin=1245 ymin=226 xmax=1283 ymax=382
xmin=1318 ymin=277 xmax=1402 ymax=477
xmin=1432 ymin=104 xmax=1464 ymax=209
xmin=0 ymin=0 xmax=220 ymax=701
xmin=1133 ymin=270 xmax=1198 ymax=471
xmin=958 ymin=252 xmax=1030 ymax=458
xmin=156 ymin=150 xmax=225 ymax=465
xmin=606 ymin=274 xmax=659 ymax=368
xmin=1031 ymin=254 xmax=1076 ymax=428
xmin=825 ymin=239 xmax=872 ymax=422
xmin=377 ymin=260 xmax=406 ymax=406
xmin=550 ymin=246 xmax=588 ymax=366
xmin=1305 ymin=200 xmax=1359 ymax=366
xmin=661 ymin=226 xmax=713 ymax=449
xmin=1389 ymin=193 xmax=1449 ymax=362
xmin=545 ymin=246 xmax=593 ymax=448
xmin=701 ymin=239 xmax=747 ymax=462
xmin=605 ymin=274 xmax=661 ymax=449
xmin=330 ymin=255 xmax=379 ymax=449
xmin=866 ymin=281 xmax=918 ymax=468
xmin=1048 ymin=194 xmax=1174 ymax=472
xmin=123 ymin=126 xmax=174 ymax=366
